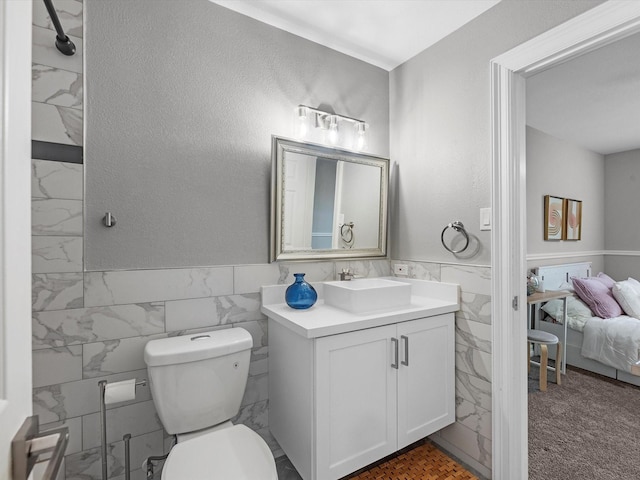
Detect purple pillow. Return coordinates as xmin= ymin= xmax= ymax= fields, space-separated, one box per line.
xmin=572 ymin=277 xmax=623 ymax=319
xmin=595 ymin=272 xmax=616 ymax=289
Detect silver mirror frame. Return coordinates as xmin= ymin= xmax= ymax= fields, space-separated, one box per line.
xmin=270 ymin=136 xmax=389 ymax=262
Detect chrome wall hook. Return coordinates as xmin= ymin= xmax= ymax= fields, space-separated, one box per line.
xmin=102 ymin=212 xmax=116 ymax=227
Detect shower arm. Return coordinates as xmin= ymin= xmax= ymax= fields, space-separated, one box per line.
xmin=42 ymin=0 xmax=76 ymax=56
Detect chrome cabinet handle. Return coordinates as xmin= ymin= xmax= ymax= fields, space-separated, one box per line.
xmin=391 ymin=337 xmax=399 ymax=369
xmin=401 ymin=335 xmax=409 ymax=366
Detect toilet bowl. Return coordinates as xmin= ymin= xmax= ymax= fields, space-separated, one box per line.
xmin=143 ymin=328 xmax=277 ymax=480
xmin=163 ymin=424 xmax=276 ymax=479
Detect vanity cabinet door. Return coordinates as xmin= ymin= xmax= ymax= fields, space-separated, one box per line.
xmin=397 ymin=314 xmax=455 ymax=449
xmin=315 ymin=324 xmax=397 ymax=480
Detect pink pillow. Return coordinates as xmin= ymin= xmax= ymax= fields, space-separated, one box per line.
xmin=572 ymin=277 xmax=623 ymax=319
xmin=595 ymin=272 xmax=616 ymax=289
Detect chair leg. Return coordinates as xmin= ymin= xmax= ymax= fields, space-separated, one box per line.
xmin=556 ymin=342 xmax=562 ymax=385
xmin=528 ymin=341 xmax=531 ymax=374
xmin=540 ymin=344 xmax=548 ymax=392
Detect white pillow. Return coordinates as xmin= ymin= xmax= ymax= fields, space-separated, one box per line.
xmin=541 ymin=295 xmax=594 ymax=331
xmin=627 ymin=277 xmax=640 ymax=294
xmin=559 ymin=281 xmax=575 ymax=292
xmin=612 ymin=280 xmax=640 ymax=319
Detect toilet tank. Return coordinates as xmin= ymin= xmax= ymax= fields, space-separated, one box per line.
xmin=144 ymin=328 xmax=252 ymax=435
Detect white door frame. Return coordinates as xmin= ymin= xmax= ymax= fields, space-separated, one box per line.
xmin=0 ymin=0 xmax=33 ymax=477
xmin=491 ymin=2 xmax=640 ymax=478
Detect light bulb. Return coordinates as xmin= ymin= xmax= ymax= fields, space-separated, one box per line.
xmin=328 ymin=116 xmax=339 ymax=144
xmin=296 ymin=106 xmax=308 ymax=139
xmin=355 ymin=122 xmax=367 ymax=150
xmin=298 ymin=118 xmax=308 ymax=138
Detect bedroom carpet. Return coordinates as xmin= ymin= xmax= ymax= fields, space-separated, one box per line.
xmin=529 ymin=365 xmax=640 ymax=480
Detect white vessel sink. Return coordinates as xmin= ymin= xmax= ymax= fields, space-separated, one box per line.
xmin=323 ymin=278 xmax=411 ymax=313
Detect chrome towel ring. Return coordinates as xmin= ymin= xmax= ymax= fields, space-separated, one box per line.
xmin=340 ymin=222 xmax=355 ymax=248
xmin=441 ymin=221 xmax=470 ymax=253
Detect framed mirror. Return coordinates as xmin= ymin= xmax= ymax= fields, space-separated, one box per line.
xmin=270 ymin=136 xmax=389 ymax=262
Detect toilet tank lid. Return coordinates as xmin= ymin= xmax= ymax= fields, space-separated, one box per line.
xmin=144 ymin=328 xmax=253 ymax=367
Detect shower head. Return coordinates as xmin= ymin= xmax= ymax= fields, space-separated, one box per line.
xmin=43 ymin=0 xmax=76 ymax=56
xmin=55 ymin=35 xmax=76 ymax=56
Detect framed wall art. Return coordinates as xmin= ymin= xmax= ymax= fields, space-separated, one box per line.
xmin=564 ymin=198 xmax=582 ymax=240
xmin=544 ymin=195 xmax=565 ymax=240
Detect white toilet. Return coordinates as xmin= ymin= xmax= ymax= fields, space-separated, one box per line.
xmin=143 ymin=328 xmax=277 ymax=480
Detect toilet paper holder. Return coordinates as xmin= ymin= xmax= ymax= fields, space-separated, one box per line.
xmin=98 ymin=379 xmax=147 ymax=480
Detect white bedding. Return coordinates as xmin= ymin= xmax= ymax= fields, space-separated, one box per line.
xmin=581 ymin=315 xmax=640 ymax=372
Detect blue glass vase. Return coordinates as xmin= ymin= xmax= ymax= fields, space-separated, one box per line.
xmin=285 ymin=273 xmax=318 ymax=309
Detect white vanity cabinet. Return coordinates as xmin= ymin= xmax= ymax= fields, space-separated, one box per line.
xmin=268 ymin=313 xmax=455 ymax=480
xmin=315 ymin=323 xmax=397 ymax=480
xmin=396 ymin=314 xmax=455 ymax=448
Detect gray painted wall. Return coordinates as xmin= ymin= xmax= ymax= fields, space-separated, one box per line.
xmin=604 ymin=148 xmax=640 ymax=280
xmin=526 ymin=127 xmax=605 ymax=262
xmin=389 ymin=0 xmax=602 ymax=266
xmin=85 ymin=0 xmax=389 ymax=270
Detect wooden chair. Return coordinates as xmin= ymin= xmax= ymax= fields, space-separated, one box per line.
xmin=527 ymin=329 xmax=562 ymax=391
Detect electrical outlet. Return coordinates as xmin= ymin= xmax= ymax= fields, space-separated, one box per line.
xmin=394 ymin=264 xmax=408 ymax=275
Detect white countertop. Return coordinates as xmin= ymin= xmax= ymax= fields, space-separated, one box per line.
xmin=261 ymin=277 xmax=460 ymax=338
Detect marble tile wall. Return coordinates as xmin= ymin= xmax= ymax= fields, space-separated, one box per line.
xmin=32 ymin=0 xmax=83 ymax=147
xmin=32 ymin=244 xmax=391 ymax=479
xmin=30 ymin=143 xmax=88 ymax=480
xmin=391 ymin=260 xmax=492 ymax=478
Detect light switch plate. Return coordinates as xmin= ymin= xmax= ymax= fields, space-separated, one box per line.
xmin=480 ymin=207 xmax=491 ymax=231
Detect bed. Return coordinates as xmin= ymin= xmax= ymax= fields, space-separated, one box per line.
xmin=532 ymin=262 xmax=640 ymax=387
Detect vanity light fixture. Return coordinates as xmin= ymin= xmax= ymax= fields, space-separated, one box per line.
xmin=295 ymin=105 xmax=368 ymax=150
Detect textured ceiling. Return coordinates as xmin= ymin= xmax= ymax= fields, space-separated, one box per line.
xmin=527 ymin=32 xmax=640 ymax=155
xmin=210 ymin=0 xmax=500 ymax=70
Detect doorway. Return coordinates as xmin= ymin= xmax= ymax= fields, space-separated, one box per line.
xmin=490 ymin=2 xmax=640 ymax=478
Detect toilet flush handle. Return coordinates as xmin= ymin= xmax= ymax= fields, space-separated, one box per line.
xmin=191 ymin=335 xmax=211 ymax=341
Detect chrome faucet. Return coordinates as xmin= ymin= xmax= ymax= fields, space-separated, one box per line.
xmin=339 ymin=268 xmax=353 ymax=281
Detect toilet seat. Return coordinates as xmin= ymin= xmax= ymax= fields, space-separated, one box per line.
xmin=162 ymin=424 xmax=277 ymax=480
